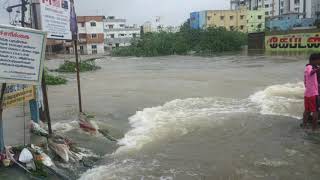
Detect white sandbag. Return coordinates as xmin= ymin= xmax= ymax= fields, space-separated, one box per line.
xmin=41 ymin=153 xmax=54 ymax=167
xmin=19 ymin=148 xmax=33 ymax=163
xmin=26 ymin=161 xmax=36 ymax=170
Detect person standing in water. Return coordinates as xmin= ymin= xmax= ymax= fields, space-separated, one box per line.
xmin=303 ymin=53 xmax=320 ymax=131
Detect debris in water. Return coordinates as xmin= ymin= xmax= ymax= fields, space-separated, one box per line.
xmin=254 ymin=158 xmax=289 ymax=167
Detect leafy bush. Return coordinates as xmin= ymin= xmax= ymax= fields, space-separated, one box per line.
xmin=44 ymin=70 xmax=67 ymax=85
xmin=55 ymin=60 xmax=101 ymax=73
xmin=112 ymin=24 xmax=247 ymax=57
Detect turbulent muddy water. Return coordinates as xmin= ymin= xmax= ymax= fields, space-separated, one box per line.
xmin=4 ymin=54 xmax=320 ymax=180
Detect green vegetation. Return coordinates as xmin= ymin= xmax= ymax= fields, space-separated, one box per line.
xmin=112 ymin=23 xmax=247 ymax=57
xmin=44 ymin=70 xmax=67 ymax=85
xmin=55 ymin=59 xmax=101 ymax=73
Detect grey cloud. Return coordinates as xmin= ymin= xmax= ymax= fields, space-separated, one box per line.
xmin=0 ymin=0 xmax=228 ymax=26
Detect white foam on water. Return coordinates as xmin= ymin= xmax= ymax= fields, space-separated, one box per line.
xmin=254 ymin=158 xmax=290 ymax=167
xmin=115 ymin=97 xmax=254 ymax=154
xmin=52 ymin=120 xmax=78 ymax=133
xmin=250 ymin=82 xmax=304 ymax=118
xmin=80 ymin=82 xmax=305 ymax=179
xmin=79 ymin=159 xmax=145 ymax=180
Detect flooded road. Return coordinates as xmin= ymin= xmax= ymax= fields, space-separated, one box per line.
xmin=3 ymin=54 xmax=319 ymax=179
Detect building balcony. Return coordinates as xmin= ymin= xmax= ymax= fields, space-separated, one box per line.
xmin=104 ymin=28 xmax=141 ymax=32
xmin=79 ymin=38 xmax=87 ymax=43
xmin=105 ymin=37 xmax=136 ymax=44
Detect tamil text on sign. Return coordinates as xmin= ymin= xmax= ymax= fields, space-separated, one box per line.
xmin=40 ymin=0 xmax=72 ymax=40
xmin=0 ymin=25 xmax=46 ymax=85
xmin=266 ymin=32 xmax=320 ymax=51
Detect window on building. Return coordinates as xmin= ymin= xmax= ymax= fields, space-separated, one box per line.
xmin=120 ymin=24 xmax=125 ymax=28
xmin=258 ymin=15 xmax=262 ymax=19
xmin=110 ymin=34 xmax=115 ymax=38
xmin=120 ymin=34 xmax=125 ymax=37
xmin=240 ymin=15 xmax=245 ymax=20
xmin=257 ymin=24 xmax=262 ymax=28
xmin=220 ymin=16 xmax=224 ymax=20
xmin=91 ymin=34 xmax=97 ymax=38
xmin=294 ymin=0 xmax=300 ymax=5
xmin=81 ymin=23 xmax=85 ymax=27
xmin=90 ymin=22 xmax=96 ymax=27
xmin=79 ymin=46 xmax=84 ymax=54
xmin=281 ymin=1 xmax=284 ymax=7
xmin=280 ymin=9 xmax=284 ymax=14
xmin=108 ymin=25 xmax=114 ymax=29
xmin=92 ymin=45 xmax=97 ymax=54
xmin=133 ymin=33 xmax=137 ymax=38
xmin=240 ymin=25 xmax=244 ymax=30
xmin=265 ymin=12 xmax=269 ymax=16
xmin=230 ymin=16 xmax=234 ymax=20
xmin=265 ymin=4 xmax=269 ymax=8
xmin=207 ymin=16 xmax=212 ymax=21
xmin=294 ymin=8 xmax=300 ymax=12
xmin=230 ymin=26 xmax=235 ymax=31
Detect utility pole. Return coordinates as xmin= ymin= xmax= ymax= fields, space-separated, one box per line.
xmin=74 ymin=40 xmax=83 ymax=113
xmin=21 ymin=0 xmax=27 ymax=27
xmin=0 ymin=84 xmax=7 ymax=152
xmin=70 ymin=0 xmax=82 ymax=113
xmin=29 ymin=0 xmax=53 ymax=135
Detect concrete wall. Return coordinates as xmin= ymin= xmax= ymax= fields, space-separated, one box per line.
xmin=266 ymin=14 xmax=315 ymax=31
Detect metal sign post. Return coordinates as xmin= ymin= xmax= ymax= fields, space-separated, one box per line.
xmin=0 ymin=84 xmax=7 ymax=152
xmin=70 ymin=0 xmax=83 ymax=113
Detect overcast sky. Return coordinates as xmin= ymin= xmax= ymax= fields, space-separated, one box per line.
xmin=0 ymin=0 xmax=229 ymax=26
xmin=75 ymin=0 xmax=229 ymax=26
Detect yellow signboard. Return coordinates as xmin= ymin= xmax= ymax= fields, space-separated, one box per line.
xmin=265 ymin=32 xmax=320 ymax=51
xmin=3 ymin=86 xmax=35 ymax=108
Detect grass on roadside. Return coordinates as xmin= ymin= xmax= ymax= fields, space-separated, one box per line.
xmin=44 ymin=70 xmax=67 ymax=85
xmin=55 ymin=59 xmax=101 ymax=73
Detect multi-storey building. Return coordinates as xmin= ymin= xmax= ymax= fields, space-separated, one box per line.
xmin=104 ymin=16 xmax=141 ymax=49
xmin=206 ymin=9 xmax=248 ymax=32
xmin=77 ymin=16 xmax=105 ymax=55
xmin=190 ymin=8 xmax=265 ymax=33
xmin=142 ymin=21 xmax=152 ymax=33
xmin=241 ymin=0 xmax=318 ymax=18
xmin=247 ymin=9 xmax=265 ymax=33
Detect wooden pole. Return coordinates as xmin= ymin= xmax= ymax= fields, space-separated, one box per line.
xmin=74 ymin=39 xmax=83 ymax=113
xmin=30 ymin=0 xmax=53 ymax=134
xmin=0 ymin=83 xmax=7 ymax=152
xmin=41 ymin=76 xmax=52 ymax=134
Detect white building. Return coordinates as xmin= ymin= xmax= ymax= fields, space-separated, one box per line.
xmin=77 ymin=16 xmax=105 ymax=54
xmin=234 ymin=0 xmax=318 ymax=19
xmin=142 ymin=21 xmax=152 ymax=33
xmin=104 ymin=16 xmax=141 ymax=49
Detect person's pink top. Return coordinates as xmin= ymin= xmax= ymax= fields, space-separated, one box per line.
xmin=305 ymin=65 xmax=319 ymax=97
